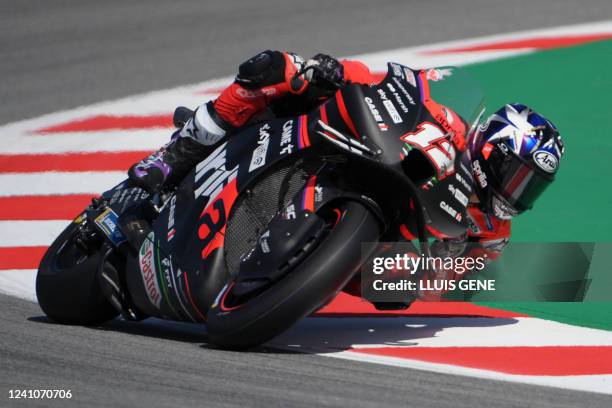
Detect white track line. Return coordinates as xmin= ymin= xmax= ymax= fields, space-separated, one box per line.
xmin=0 ymin=220 xmax=70 ymax=247
xmin=0 ymin=129 xmax=170 ymax=154
xmin=0 ymin=269 xmax=37 ymax=302
xmin=0 ymin=172 xmax=125 ymax=196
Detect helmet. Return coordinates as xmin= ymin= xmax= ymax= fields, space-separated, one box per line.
xmin=468 ymin=103 xmax=565 ymax=220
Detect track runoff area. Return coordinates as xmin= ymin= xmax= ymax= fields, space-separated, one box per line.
xmin=1 ymin=21 xmax=612 ymax=395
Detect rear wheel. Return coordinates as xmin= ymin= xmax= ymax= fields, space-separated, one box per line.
xmin=36 ymin=222 xmax=118 ymax=325
xmin=206 ymin=200 xmax=380 ymax=349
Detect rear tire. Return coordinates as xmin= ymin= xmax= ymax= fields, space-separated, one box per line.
xmin=206 ymin=200 xmax=380 ymax=349
xmin=36 ymin=222 xmax=118 ymax=325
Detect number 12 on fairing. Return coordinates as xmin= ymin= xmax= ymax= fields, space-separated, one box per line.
xmin=400 ymin=122 xmax=456 ymax=178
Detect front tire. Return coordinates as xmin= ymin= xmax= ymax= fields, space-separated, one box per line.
xmin=206 ymin=201 xmax=380 ymax=349
xmin=36 ymin=222 xmax=118 ymax=325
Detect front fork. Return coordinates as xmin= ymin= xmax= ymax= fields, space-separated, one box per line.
xmin=81 ymin=192 xmax=168 ymax=321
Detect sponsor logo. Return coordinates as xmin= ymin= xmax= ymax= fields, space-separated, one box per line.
xmin=249 ymin=123 xmax=271 ymax=172
xmin=94 ymin=208 xmax=126 ymax=245
xmin=448 ymin=184 xmax=469 ymax=206
xmin=377 ymin=89 xmax=403 ymax=124
xmin=383 ymin=100 xmax=403 ymax=124
xmin=280 ymin=119 xmax=294 ymax=155
xmin=283 ymin=203 xmax=296 ymax=220
xmin=386 ymin=83 xmax=409 ymax=114
xmin=167 ymin=195 xmax=177 ymax=241
xmin=426 ymin=68 xmax=453 ymax=82
xmin=194 ymin=142 xmax=238 ymax=203
xmin=472 ymin=160 xmax=488 ymax=188
xmin=499 ymin=142 xmax=509 ymax=155
xmin=533 ymin=150 xmax=558 ymax=173
xmin=314 ymin=185 xmax=324 ymax=202
xmin=161 ymin=257 xmax=173 ymax=288
xmin=455 ymin=172 xmax=471 ymax=191
xmin=400 ymin=123 xmax=456 ymax=178
xmin=139 ymin=233 xmax=162 ymax=308
xmin=440 ymin=200 xmax=462 ymax=222
xmin=492 ymin=194 xmax=517 ymax=220
xmin=390 ymin=63 xmax=403 ymax=77
xmin=466 ymin=213 xmax=481 ymax=234
xmin=392 ymin=77 xmax=415 ymax=105
xmin=364 ymin=96 xmax=387 ymax=131
xmin=403 ymin=68 xmax=417 ymax=87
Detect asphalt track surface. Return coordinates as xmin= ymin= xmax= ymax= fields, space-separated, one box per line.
xmin=2 ymin=1 xmax=612 ymax=407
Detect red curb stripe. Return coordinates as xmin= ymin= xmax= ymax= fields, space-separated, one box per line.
xmin=315 ymin=292 xmax=526 ymax=318
xmin=425 ymin=34 xmax=612 ymax=54
xmin=0 ymin=246 xmax=47 ymax=270
xmin=0 ymin=195 xmax=92 ymax=220
xmin=0 ymin=151 xmax=149 ymax=173
xmin=351 ymin=346 xmax=612 ymax=376
xmin=36 ymin=114 xmax=173 ymax=133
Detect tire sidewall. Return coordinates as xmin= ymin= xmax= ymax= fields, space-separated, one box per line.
xmin=36 ymin=222 xmax=118 ymax=325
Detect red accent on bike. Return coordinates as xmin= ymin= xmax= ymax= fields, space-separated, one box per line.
xmin=481 ymin=143 xmax=494 ymax=160
xmin=302 ymin=176 xmax=317 ymax=212
xmin=0 ymin=152 xmax=151 ymax=173
xmin=399 ymin=224 xmax=417 ymax=240
xmin=218 ymin=282 xmax=243 ymax=312
xmin=426 ymin=224 xmax=451 ymax=239
xmin=320 ymin=104 xmax=328 ymax=125
xmin=200 ymin=178 xmax=239 ymax=259
xmin=35 ymin=115 xmax=172 ymax=133
xmin=0 ymin=195 xmax=93 ymax=220
xmin=182 ymin=271 xmax=206 ymax=321
xmin=302 ymin=115 xmax=311 ymax=147
xmin=418 ymin=71 xmax=466 ymax=152
xmin=0 ymin=246 xmax=47 ymax=269
xmin=332 ymin=208 xmax=343 ymax=227
xmin=335 ymin=91 xmax=360 ymax=139
xmin=350 ymin=346 xmax=612 ymax=376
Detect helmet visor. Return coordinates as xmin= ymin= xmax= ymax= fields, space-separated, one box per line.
xmin=487 ymin=144 xmax=554 ymax=213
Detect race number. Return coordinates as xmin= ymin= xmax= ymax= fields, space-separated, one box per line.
xmin=400 ymin=122 xmax=456 ymax=178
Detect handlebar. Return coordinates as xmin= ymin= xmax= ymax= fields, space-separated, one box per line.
xmin=293 ymin=64 xmax=346 ymax=89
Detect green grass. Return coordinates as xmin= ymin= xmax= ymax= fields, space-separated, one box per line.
xmin=461 ymin=40 xmax=612 ymax=329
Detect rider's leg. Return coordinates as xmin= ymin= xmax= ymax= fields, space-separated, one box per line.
xmin=128 ymin=50 xmax=307 ymax=193
xmin=128 ymin=102 xmax=230 ymax=193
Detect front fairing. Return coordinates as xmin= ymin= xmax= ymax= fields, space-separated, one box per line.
xmin=310 ymin=63 xmax=485 ymax=237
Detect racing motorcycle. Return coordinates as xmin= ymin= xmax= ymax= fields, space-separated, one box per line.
xmin=36 ymin=63 xmax=484 ymax=348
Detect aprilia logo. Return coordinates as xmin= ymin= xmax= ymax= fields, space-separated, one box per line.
xmin=194 ymin=142 xmax=238 ymax=204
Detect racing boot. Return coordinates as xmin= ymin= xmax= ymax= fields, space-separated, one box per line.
xmin=128 ymin=103 xmax=229 ymax=193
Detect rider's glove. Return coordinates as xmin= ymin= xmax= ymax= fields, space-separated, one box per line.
xmin=305 ymin=54 xmax=345 ymax=88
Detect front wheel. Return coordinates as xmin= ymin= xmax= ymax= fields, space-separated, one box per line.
xmin=206 ymin=201 xmax=381 ymax=349
xmin=36 ymin=222 xmax=118 ymax=325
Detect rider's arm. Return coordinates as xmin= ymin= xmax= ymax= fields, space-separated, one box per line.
xmin=182 ymin=51 xmax=376 ymax=143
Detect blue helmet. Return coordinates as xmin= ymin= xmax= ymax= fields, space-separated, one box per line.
xmin=468 ymin=103 xmax=565 ymax=219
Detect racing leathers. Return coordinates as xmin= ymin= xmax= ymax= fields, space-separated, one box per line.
xmin=128 ymin=50 xmax=374 ymax=192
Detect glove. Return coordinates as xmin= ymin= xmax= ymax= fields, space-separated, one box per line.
xmin=305 ymin=54 xmax=345 ymax=88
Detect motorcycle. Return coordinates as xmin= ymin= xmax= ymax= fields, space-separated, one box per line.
xmin=36 ymin=62 xmax=484 ymax=348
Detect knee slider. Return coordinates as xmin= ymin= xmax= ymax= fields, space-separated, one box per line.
xmin=236 ymin=50 xmax=286 ymax=89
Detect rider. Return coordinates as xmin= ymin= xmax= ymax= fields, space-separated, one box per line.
xmin=128 ymin=50 xmax=564 ymax=273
